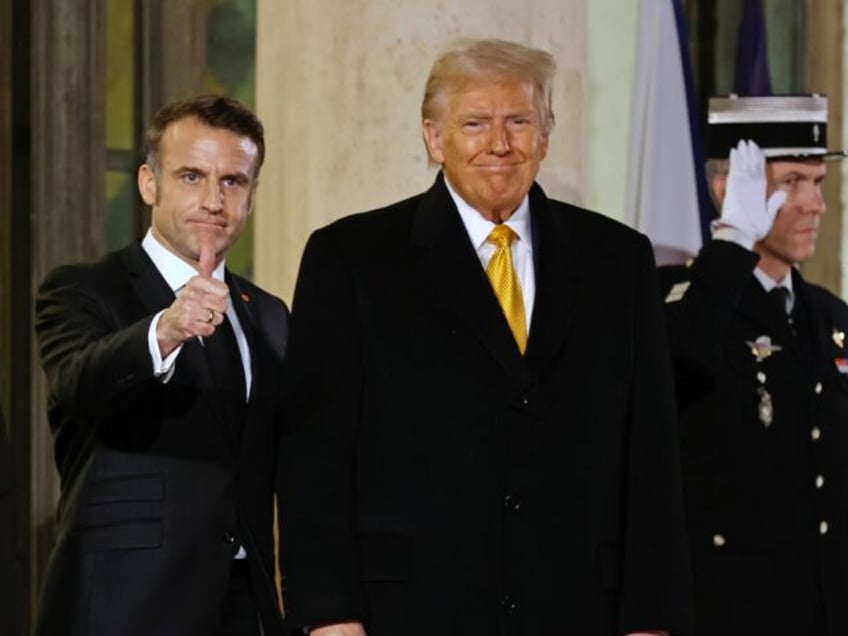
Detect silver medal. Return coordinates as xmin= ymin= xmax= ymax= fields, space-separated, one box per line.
xmin=757 ymin=387 xmax=773 ymax=428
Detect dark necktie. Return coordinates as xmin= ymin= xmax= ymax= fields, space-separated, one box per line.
xmin=205 ymin=314 xmax=247 ymax=404
xmin=768 ymin=286 xmax=789 ymax=316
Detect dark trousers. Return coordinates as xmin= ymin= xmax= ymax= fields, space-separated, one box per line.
xmin=216 ymin=559 xmax=262 ymax=636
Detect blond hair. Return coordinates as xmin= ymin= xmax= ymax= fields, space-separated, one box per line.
xmin=421 ymin=39 xmax=556 ymax=133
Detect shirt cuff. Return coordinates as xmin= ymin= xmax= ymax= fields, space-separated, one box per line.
xmin=148 ymin=310 xmax=182 ymax=383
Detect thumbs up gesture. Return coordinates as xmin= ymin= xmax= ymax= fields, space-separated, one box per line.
xmin=156 ymin=241 xmax=231 ymax=356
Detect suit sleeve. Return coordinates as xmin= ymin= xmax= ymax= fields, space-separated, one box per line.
xmin=661 ymin=240 xmax=759 ymax=405
xmin=618 ymin=236 xmax=694 ymax=636
xmin=35 ymin=265 xmax=158 ymax=420
xmin=277 ymin=228 xmax=366 ymax=629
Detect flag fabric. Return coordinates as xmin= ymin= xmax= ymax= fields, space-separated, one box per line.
xmin=625 ymin=0 xmax=710 ymax=266
xmin=734 ymin=0 xmax=772 ymax=96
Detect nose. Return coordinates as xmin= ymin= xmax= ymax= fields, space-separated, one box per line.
xmin=489 ymin=120 xmax=510 ymax=155
xmin=804 ymin=184 xmax=826 ymax=216
xmin=202 ymin=181 xmax=224 ymax=213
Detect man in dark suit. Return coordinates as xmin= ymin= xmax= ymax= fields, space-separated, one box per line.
xmin=34 ymin=95 xmax=288 ymax=635
xmin=662 ymin=95 xmax=848 ymax=635
xmin=278 ymin=39 xmax=692 ymax=636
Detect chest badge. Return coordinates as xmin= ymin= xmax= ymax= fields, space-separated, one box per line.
xmin=746 ymin=335 xmax=782 ymax=363
xmin=832 ymin=328 xmax=845 ymax=349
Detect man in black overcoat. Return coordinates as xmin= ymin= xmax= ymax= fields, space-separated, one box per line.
xmin=278 ymin=38 xmax=693 ymax=636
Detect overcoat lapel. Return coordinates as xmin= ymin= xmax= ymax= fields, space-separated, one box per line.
xmin=524 ymin=183 xmax=581 ymax=378
xmin=409 ymin=175 xmax=525 ymax=379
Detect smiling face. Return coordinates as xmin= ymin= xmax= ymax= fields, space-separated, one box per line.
xmin=138 ymin=116 xmax=260 ymax=269
xmin=422 ymin=78 xmax=549 ymax=222
xmin=755 ymin=159 xmax=827 ymax=281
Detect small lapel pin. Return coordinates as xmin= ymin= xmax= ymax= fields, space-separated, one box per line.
xmin=240 ymin=292 xmax=250 ymax=303
xmin=746 ymin=335 xmax=782 ymax=363
xmin=832 ymin=328 xmax=844 ymax=349
xmin=835 ymin=358 xmax=848 ymax=374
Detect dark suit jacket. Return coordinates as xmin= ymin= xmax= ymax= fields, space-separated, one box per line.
xmin=661 ymin=240 xmax=848 ymax=636
xmin=33 ymin=242 xmax=289 ymax=636
xmin=278 ymin=175 xmax=693 ymax=636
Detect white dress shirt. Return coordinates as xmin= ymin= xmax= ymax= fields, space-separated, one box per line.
xmin=445 ymin=179 xmax=536 ymax=328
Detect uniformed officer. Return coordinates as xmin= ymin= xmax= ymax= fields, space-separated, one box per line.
xmin=662 ymin=94 xmax=848 ymax=636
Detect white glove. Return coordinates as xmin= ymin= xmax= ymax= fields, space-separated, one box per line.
xmin=715 ymin=140 xmax=786 ymax=246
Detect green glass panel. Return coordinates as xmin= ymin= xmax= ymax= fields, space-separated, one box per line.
xmin=106 ymin=0 xmax=136 ymax=150
xmin=105 ymin=171 xmax=137 ymax=251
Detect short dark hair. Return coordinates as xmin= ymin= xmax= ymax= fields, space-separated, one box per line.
xmin=143 ymin=94 xmax=265 ymax=176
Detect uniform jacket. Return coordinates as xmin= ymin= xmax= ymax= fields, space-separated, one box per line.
xmin=661 ymin=239 xmax=848 ymax=636
xmin=34 ymin=242 xmax=289 ymax=636
xmin=278 ymin=174 xmax=693 ymax=636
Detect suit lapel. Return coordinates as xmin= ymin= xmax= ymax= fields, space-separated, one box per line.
xmin=118 ymin=243 xmax=215 ymax=389
xmin=227 ymin=274 xmax=259 ymax=403
xmin=409 ymin=174 xmax=525 ymax=378
xmin=118 ymin=242 xmax=178 ymax=316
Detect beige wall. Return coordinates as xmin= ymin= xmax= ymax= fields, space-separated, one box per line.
xmin=254 ymin=0 xmax=631 ymax=303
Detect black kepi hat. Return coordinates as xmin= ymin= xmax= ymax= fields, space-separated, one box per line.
xmin=707 ymin=94 xmax=847 ymax=160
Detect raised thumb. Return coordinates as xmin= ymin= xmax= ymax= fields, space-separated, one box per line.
xmin=199 ymin=243 xmax=216 ymax=278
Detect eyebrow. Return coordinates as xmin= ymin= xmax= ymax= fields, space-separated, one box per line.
xmin=172 ymin=166 xmax=251 ymax=183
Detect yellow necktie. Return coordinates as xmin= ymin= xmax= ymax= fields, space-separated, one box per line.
xmin=486 ymin=224 xmax=527 ymax=354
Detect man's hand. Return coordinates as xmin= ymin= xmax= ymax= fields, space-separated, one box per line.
xmin=309 ymin=623 xmax=366 ymax=636
xmin=156 ymin=243 xmax=229 ymax=356
xmin=717 ymin=139 xmax=786 ymax=243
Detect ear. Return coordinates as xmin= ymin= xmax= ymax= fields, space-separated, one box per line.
xmin=247 ymin=179 xmax=259 ymax=215
xmin=538 ymin=130 xmax=550 ymax=161
xmin=138 ymin=164 xmax=158 ymax=206
xmin=422 ymin=120 xmax=445 ymax=165
xmin=710 ymin=172 xmax=727 ymax=206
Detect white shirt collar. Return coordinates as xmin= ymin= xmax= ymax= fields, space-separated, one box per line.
xmin=141 ymin=229 xmax=226 ymax=292
xmin=444 ymin=177 xmax=533 ymax=252
xmin=753 ymin=266 xmax=794 ymax=298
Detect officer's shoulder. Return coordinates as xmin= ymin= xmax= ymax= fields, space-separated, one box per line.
xmin=806 ymin=281 xmax=848 ymax=321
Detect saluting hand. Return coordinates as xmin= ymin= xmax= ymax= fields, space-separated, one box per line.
xmin=156 ymin=242 xmax=230 ymax=357
xmin=716 ymin=139 xmax=786 ymax=245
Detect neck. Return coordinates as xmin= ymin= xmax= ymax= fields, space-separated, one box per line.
xmin=754 ymin=249 xmax=792 ymax=284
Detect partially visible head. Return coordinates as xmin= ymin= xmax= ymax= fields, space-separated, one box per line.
xmin=421 ymin=39 xmax=556 ymax=221
xmin=138 ymin=95 xmax=265 ymax=269
xmin=144 ymin=94 xmax=265 ymax=179
xmin=707 ymin=95 xmax=835 ymax=277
